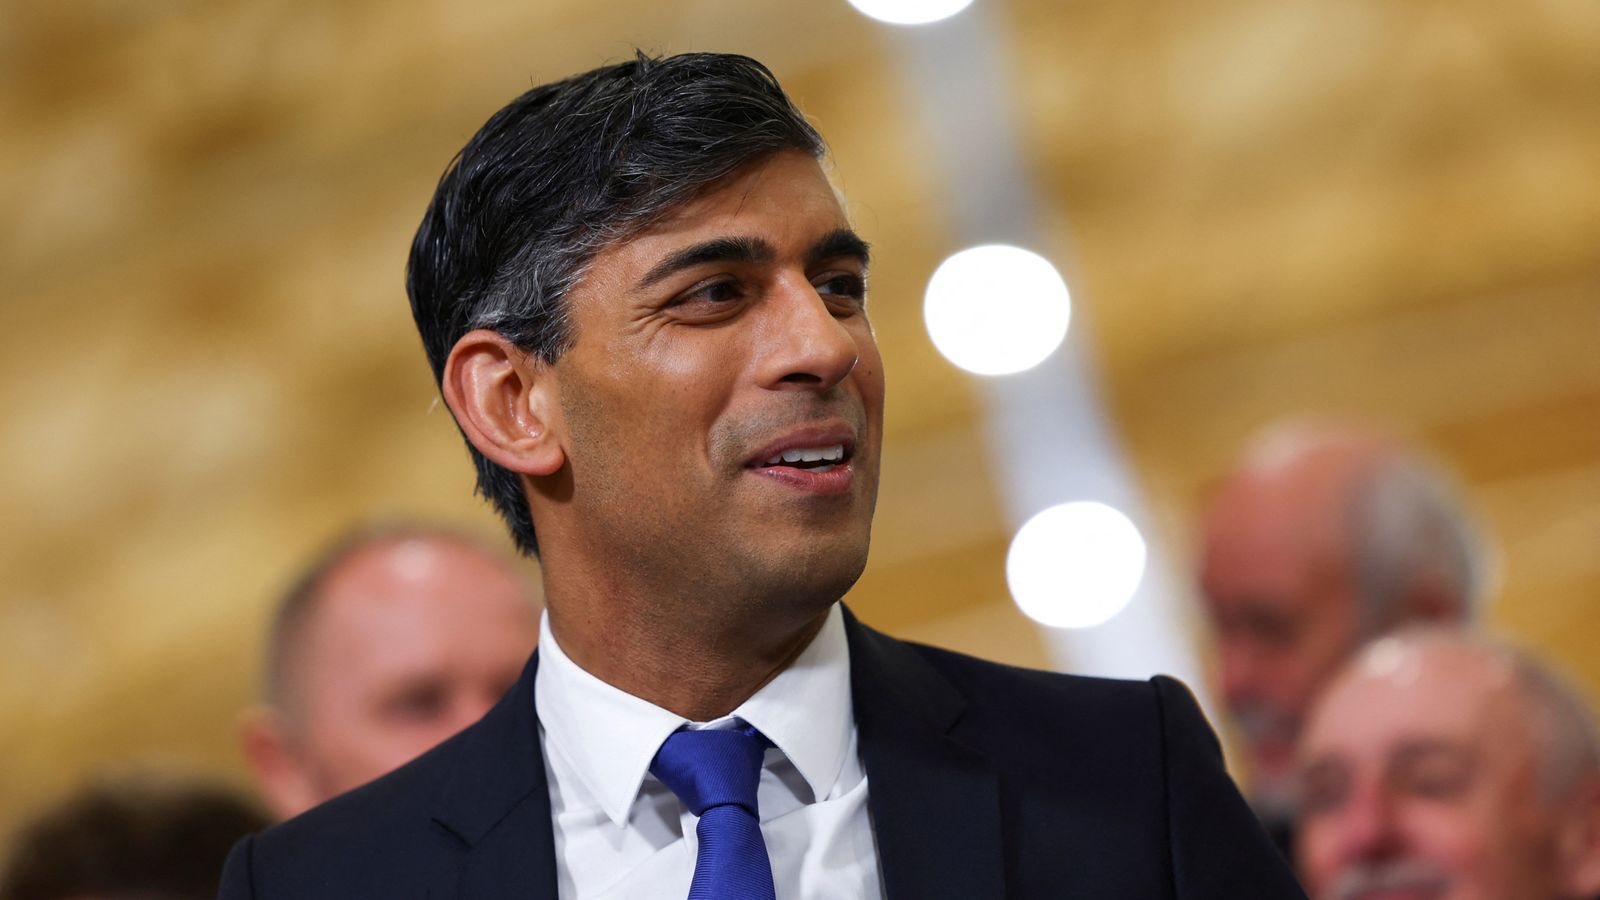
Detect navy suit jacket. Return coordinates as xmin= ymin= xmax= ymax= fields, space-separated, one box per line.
xmin=220 ymin=608 xmax=1304 ymax=898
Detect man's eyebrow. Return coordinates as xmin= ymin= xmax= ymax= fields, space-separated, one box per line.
xmin=1296 ymin=756 xmax=1347 ymax=788
xmin=807 ymin=228 xmax=871 ymax=269
xmin=635 ymin=236 xmax=774 ymax=290
xmin=1390 ymin=739 xmax=1476 ymax=768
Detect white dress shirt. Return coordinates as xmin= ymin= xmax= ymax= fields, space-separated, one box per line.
xmin=533 ymin=604 xmax=883 ymax=900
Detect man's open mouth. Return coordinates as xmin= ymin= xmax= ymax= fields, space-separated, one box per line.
xmin=758 ymin=444 xmax=847 ymax=473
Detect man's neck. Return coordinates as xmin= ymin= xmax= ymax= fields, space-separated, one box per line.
xmin=544 ymin=591 xmax=833 ymax=722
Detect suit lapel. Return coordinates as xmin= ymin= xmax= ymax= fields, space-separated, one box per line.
xmin=845 ymin=608 xmax=1007 ymax=899
xmin=423 ymin=617 xmax=1008 ymax=899
xmin=429 ymin=651 xmax=560 ymax=899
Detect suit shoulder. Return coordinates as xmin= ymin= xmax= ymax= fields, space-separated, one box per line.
xmin=897 ymin=634 xmax=1163 ymax=710
xmin=872 ymin=632 xmax=1229 ymax=767
xmin=846 ymin=616 xmax=1207 ymax=744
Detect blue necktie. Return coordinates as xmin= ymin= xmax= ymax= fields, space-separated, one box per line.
xmin=649 ymin=724 xmax=777 ymax=900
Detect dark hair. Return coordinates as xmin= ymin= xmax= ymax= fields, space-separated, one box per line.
xmin=407 ymin=51 xmax=825 ymax=556
xmin=0 ymin=775 xmax=269 ymax=900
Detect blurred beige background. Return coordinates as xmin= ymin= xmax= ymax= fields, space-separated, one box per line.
xmin=2 ymin=0 xmax=1596 ymax=838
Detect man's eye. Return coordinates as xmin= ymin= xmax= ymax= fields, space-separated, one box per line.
xmin=1391 ymin=746 xmax=1475 ymax=801
xmin=1233 ymin=604 xmax=1300 ymax=648
xmin=381 ymin=684 xmax=448 ymax=723
xmin=1297 ymin=767 xmax=1348 ymax=816
xmin=815 ymin=273 xmax=867 ymax=302
xmin=675 ymin=279 xmax=743 ymax=308
xmin=1398 ymin=764 xmax=1472 ymax=800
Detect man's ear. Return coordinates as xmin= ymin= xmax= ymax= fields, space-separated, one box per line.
xmin=441 ymin=329 xmax=565 ymax=477
xmin=238 ymin=706 xmax=320 ymax=822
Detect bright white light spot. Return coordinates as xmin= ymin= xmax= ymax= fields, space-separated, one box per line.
xmin=924 ymin=244 xmax=1071 ymax=376
xmin=846 ymin=0 xmax=976 ymax=26
xmin=1007 ymin=502 xmax=1146 ymax=629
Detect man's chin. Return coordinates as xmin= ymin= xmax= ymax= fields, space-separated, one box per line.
xmin=747 ymin=538 xmax=871 ymax=609
xmin=1327 ymin=861 xmax=1452 ymax=900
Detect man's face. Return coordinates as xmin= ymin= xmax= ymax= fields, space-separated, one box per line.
xmin=1297 ymin=643 xmax=1572 ymax=899
xmin=1200 ymin=476 xmax=1362 ymax=809
xmin=283 ymin=538 xmax=539 ymax=809
xmin=538 ymin=150 xmax=884 ymax=612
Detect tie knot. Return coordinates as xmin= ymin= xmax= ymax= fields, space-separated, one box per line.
xmin=649 ymin=725 xmax=769 ymax=817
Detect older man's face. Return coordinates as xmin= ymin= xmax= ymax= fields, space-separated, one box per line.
xmin=1200 ymin=474 xmax=1363 ymax=810
xmin=542 ymin=150 xmax=884 ymax=608
xmin=1296 ymin=642 xmax=1574 ymax=900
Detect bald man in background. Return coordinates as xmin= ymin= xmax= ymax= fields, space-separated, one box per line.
xmin=1296 ymin=630 xmax=1600 ymax=899
xmin=240 ymin=526 xmax=541 ymax=820
xmin=1198 ymin=420 xmax=1488 ymax=853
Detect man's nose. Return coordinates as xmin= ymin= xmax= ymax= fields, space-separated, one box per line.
xmin=755 ymin=276 xmax=860 ymax=393
xmin=1337 ymin=783 xmax=1405 ymax=863
xmin=1219 ymin=643 xmax=1262 ymax=707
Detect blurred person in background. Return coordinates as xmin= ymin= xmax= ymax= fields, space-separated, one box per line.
xmin=1296 ymin=629 xmax=1600 ymax=899
xmin=0 ymin=773 xmax=268 ymax=900
xmin=239 ymin=524 xmax=541 ymax=820
xmin=1199 ymin=419 xmax=1489 ymax=853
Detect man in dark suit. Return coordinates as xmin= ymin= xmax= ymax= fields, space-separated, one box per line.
xmin=220 ymin=51 xmax=1303 ymax=898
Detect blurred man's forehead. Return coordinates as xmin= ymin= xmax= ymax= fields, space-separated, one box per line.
xmin=1307 ymin=643 xmax=1526 ymax=761
xmin=319 ymin=538 xmax=527 ymax=604
xmin=297 ymin=540 xmax=533 ymax=680
xmin=1355 ymin=636 xmax=1517 ymax=697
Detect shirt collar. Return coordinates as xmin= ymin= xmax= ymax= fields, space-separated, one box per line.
xmin=534 ymin=603 xmax=854 ymax=828
xmin=727 ymin=604 xmax=853 ymax=805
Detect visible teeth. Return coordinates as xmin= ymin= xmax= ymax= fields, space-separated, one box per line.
xmin=762 ymin=444 xmax=846 ymax=466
